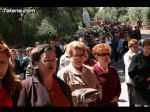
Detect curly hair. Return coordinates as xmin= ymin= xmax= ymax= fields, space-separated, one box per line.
xmin=66 ymin=41 xmax=87 ymax=57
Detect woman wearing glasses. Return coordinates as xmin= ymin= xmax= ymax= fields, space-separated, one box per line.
xmin=57 ymin=41 xmax=102 ymax=106
xmin=0 ymin=43 xmax=21 ymax=107
xmin=92 ymin=43 xmax=121 ymax=107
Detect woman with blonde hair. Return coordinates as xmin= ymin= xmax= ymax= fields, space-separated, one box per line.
xmin=123 ymin=38 xmax=139 ymax=106
xmin=92 ymin=43 xmax=121 ymax=107
xmin=57 ymin=41 xmax=102 ymax=106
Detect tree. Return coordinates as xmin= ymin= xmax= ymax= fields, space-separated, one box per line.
xmin=142 ymin=7 xmax=150 ymax=26
xmin=95 ymin=7 xmax=129 ymax=23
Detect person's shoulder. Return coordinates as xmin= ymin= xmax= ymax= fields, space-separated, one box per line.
xmin=109 ymin=66 xmax=117 ymax=72
xmin=133 ymin=52 xmax=141 ymax=58
xmin=124 ymin=50 xmax=131 ymax=57
xmin=83 ymin=64 xmax=95 ymax=73
xmin=60 ymin=65 xmax=70 ymax=70
xmin=124 ymin=50 xmax=129 ymax=56
xmin=83 ymin=64 xmax=93 ymax=70
xmin=57 ymin=65 xmax=70 ymax=75
xmin=21 ymin=76 xmax=33 ymax=88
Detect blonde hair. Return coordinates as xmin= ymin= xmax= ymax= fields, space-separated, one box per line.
xmin=128 ymin=38 xmax=138 ymax=48
xmin=64 ymin=44 xmax=68 ymax=52
xmin=92 ymin=43 xmax=111 ymax=59
xmin=66 ymin=41 xmax=87 ymax=57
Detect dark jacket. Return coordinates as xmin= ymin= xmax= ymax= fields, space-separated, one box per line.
xmin=17 ymin=75 xmax=73 ymax=107
xmin=93 ymin=64 xmax=121 ymax=107
xmin=11 ymin=59 xmax=22 ymax=74
xmin=128 ymin=52 xmax=150 ymax=104
xmin=10 ymin=81 xmax=22 ymax=107
xmin=128 ymin=52 xmax=150 ymax=90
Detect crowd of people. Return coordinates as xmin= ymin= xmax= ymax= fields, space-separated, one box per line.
xmin=0 ymin=21 xmax=150 ymax=107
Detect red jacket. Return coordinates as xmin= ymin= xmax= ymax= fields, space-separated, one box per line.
xmin=93 ymin=64 xmax=121 ymax=107
xmin=0 ymin=88 xmax=13 ymax=107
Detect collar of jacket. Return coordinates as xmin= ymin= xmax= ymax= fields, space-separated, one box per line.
xmin=68 ymin=63 xmax=89 ymax=76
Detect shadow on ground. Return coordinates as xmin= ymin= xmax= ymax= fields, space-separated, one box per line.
xmin=119 ymin=99 xmax=128 ymax=102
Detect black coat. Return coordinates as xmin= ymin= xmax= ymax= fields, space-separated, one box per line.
xmin=128 ymin=52 xmax=150 ymax=104
xmin=13 ymin=59 xmax=22 ymax=74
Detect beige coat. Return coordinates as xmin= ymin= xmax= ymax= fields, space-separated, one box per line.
xmin=57 ymin=63 xmax=102 ymax=106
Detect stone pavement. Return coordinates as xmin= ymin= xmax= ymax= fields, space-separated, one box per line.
xmin=118 ymin=82 xmax=129 ymax=107
xmin=112 ymin=60 xmax=129 ymax=107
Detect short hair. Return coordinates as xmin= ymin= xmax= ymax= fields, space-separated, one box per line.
xmin=31 ymin=44 xmax=55 ymax=66
xmin=92 ymin=43 xmax=111 ymax=58
xmin=66 ymin=41 xmax=87 ymax=57
xmin=128 ymin=38 xmax=139 ymax=48
xmin=26 ymin=47 xmax=34 ymax=53
xmin=142 ymin=38 xmax=150 ymax=47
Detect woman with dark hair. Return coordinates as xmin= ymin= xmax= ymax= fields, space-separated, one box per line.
xmin=17 ymin=44 xmax=73 ymax=107
xmin=129 ymin=38 xmax=150 ymax=107
xmin=0 ymin=43 xmax=21 ymax=106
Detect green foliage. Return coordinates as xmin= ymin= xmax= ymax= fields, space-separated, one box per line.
xmin=0 ymin=12 xmax=13 ymax=43
xmin=1 ymin=7 xmax=150 ymax=47
xmin=75 ymin=25 xmax=106 ymax=38
xmin=96 ymin=7 xmax=128 ymax=23
xmin=127 ymin=7 xmax=143 ymax=22
xmin=86 ymin=7 xmax=97 ymax=18
xmin=142 ymin=7 xmax=150 ymax=26
xmin=95 ymin=7 xmax=150 ymax=25
xmin=37 ymin=18 xmax=56 ymax=35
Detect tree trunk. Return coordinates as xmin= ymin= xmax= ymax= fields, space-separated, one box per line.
xmin=12 ymin=8 xmax=24 ymax=48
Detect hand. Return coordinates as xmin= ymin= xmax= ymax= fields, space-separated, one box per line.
xmin=146 ymin=77 xmax=150 ymax=81
xmin=111 ymin=96 xmax=119 ymax=103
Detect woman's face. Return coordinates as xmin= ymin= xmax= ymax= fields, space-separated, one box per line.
xmin=97 ymin=50 xmax=110 ymax=66
xmin=10 ymin=50 xmax=17 ymax=60
xmin=143 ymin=45 xmax=150 ymax=57
xmin=0 ymin=53 xmax=9 ymax=80
xmin=130 ymin=44 xmax=138 ymax=53
xmin=37 ymin=50 xmax=56 ymax=76
xmin=70 ymin=48 xmax=85 ymax=69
